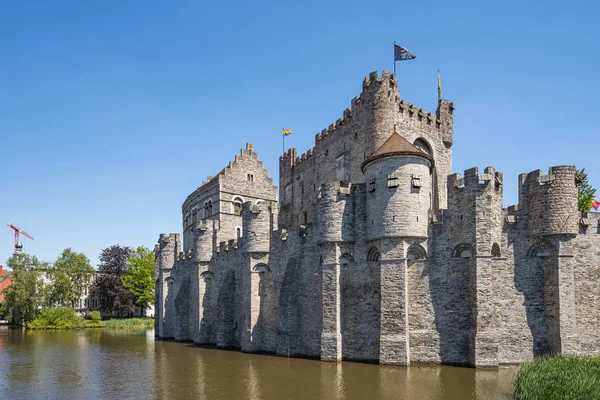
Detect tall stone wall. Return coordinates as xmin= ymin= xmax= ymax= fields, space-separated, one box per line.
xmin=573 ymin=212 xmax=600 ymax=355
xmin=154 ymin=71 xmax=600 ymax=368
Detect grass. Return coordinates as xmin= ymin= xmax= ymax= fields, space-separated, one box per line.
xmin=26 ymin=307 xmax=153 ymax=330
xmin=514 ymin=355 xmax=600 ymax=400
xmin=102 ymin=318 xmax=154 ymax=329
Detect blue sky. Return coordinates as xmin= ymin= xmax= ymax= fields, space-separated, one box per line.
xmin=1 ymin=0 xmax=598 ymax=267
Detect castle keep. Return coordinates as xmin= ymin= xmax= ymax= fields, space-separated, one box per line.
xmin=155 ymin=71 xmax=600 ymax=366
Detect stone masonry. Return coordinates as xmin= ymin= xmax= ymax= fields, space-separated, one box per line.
xmin=155 ymin=71 xmax=600 ymax=366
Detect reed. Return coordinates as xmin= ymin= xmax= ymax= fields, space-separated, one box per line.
xmin=514 ymin=355 xmax=600 ymax=400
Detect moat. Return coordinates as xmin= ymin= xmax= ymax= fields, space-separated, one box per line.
xmin=0 ymin=326 xmax=518 ymax=399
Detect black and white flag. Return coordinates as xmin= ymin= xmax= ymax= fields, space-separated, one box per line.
xmin=394 ymin=44 xmax=416 ymax=61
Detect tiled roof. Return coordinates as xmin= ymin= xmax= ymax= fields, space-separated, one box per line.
xmin=361 ymin=132 xmax=432 ymax=171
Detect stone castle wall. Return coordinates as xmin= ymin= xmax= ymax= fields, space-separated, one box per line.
xmin=155 ymin=71 xmax=600 ymax=367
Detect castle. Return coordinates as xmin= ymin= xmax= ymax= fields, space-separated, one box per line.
xmin=154 ymin=71 xmax=600 ymax=366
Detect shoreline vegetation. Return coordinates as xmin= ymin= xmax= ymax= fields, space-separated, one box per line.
xmin=514 ymin=355 xmax=600 ymax=400
xmin=24 ymin=307 xmax=153 ymax=330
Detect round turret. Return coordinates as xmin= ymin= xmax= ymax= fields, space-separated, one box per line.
xmin=317 ymin=182 xmax=354 ymax=243
xmin=526 ymin=165 xmax=578 ymax=236
xmin=242 ymin=202 xmax=271 ymax=253
xmin=192 ymin=221 xmax=214 ymax=263
xmin=360 ymin=71 xmax=400 ymax=156
xmin=156 ymin=233 xmax=179 ymax=271
xmin=361 ymin=132 xmax=433 ymax=240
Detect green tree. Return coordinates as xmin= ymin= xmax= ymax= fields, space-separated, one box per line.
xmin=577 ymin=168 xmax=597 ymax=212
xmin=1 ymin=254 xmax=46 ymax=324
xmin=44 ymin=248 xmax=95 ymax=309
xmin=122 ymin=246 xmax=155 ymax=310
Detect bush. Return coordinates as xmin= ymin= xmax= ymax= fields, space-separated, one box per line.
xmin=27 ymin=307 xmax=85 ymax=330
xmin=103 ymin=318 xmax=154 ymax=329
xmin=87 ymin=310 xmax=102 ymax=322
xmin=514 ymin=355 xmax=600 ymax=400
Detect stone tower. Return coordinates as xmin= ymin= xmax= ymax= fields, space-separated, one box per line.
xmin=155 ymin=233 xmax=180 ymax=338
xmin=521 ymin=165 xmax=580 ymax=355
xmin=361 ymin=131 xmax=433 ymax=365
xmin=447 ymin=166 xmax=504 ymax=366
xmin=240 ymin=201 xmax=272 ymax=352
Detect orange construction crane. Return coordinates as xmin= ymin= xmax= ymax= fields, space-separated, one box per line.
xmin=7 ymin=224 xmax=34 ymax=254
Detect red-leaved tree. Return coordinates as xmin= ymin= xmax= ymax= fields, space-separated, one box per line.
xmin=90 ymin=245 xmax=135 ymax=317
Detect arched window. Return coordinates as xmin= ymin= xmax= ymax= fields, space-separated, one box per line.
xmin=339 ymin=253 xmax=353 ymax=266
xmin=406 ymin=244 xmax=427 ymax=261
xmin=253 ymin=264 xmax=270 ymax=273
xmin=367 ymin=247 xmax=381 ymax=262
xmin=527 ymin=240 xmax=556 ymax=258
xmin=491 ymin=243 xmax=501 ymax=258
xmin=452 ymin=243 xmax=473 ymax=258
xmin=236 ymin=227 xmax=242 ymax=239
xmin=233 ymin=197 xmax=243 ymax=215
xmin=200 ymin=271 xmax=214 ymax=281
xmin=414 ymin=138 xmax=432 ymax=155
xmin=205 ymin=200 xmax=213 ymax=217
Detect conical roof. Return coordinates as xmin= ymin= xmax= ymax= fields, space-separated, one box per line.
xmin=360 ymin=132 xmax=433 ymax=172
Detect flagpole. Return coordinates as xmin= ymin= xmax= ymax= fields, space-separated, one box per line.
xmin=393 ymin=41 xmax=396 ymax=76
xmin=282 ymin=129 xmax=285 ymax=155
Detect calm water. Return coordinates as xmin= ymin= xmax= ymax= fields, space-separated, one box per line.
xmin=0 ymin=326 xmax=517 ymax=400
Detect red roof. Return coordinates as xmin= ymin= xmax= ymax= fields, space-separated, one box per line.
xmin=361 ymin=132 xmax=432 ymax=172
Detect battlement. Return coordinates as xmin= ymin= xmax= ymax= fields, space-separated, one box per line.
xmin=521 ymin=165 xmax=578 ymax=236
xmin=362 ymin=70 xmax=397 ymax=90
xmin=216 ymin=239 xmax=239 ymax=253
xmin=156 ymin=233 xmax=181 ymax=272
xmin=159 ymin=233 xmax=180 ymax=244
xmin=295 ymin=148 xmax=315 ymax=166
xmin=315 ymin=113 xmax=352 ymax=142
xmin=448 ymin=167 xmax=502 ymax=190
xmin=279 ymin=148 xmax=298 ymax=164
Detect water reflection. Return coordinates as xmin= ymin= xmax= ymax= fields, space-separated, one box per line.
xmin=0 ymin=326 xmax=517 ymax=399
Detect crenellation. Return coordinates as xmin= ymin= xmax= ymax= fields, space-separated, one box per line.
xmin=155 ymin=70 xmax=600 ymax=367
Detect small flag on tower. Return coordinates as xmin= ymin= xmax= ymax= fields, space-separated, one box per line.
xmin=394 ymin=44 xmax=416 ymax=61
xmin=593 ymin=199 xmax=600 ymax=210
xmin=282 ymin=129 xmax=292 ymax=136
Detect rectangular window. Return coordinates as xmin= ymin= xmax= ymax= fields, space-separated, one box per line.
xmin=387 ymin=174 xmax=399 ymax=188
xmin=368 ymin=178 xmax=376 ymax=192
xmin=336 ymin=155 xmax=349 ymax=182
xmin=412 ymin=175 xmax=422 ymax=188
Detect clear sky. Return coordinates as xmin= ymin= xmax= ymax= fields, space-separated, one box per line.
xmin=1 ymin=0 xmax=598 ymax=267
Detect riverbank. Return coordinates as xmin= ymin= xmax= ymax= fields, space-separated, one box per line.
xmin=21 ymin=308 xmax=153 ymax=330
xmin=514 ymin=355 xmax=600 ymax=400
xmin=25 ymin=318 xmax=154 ymax=330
